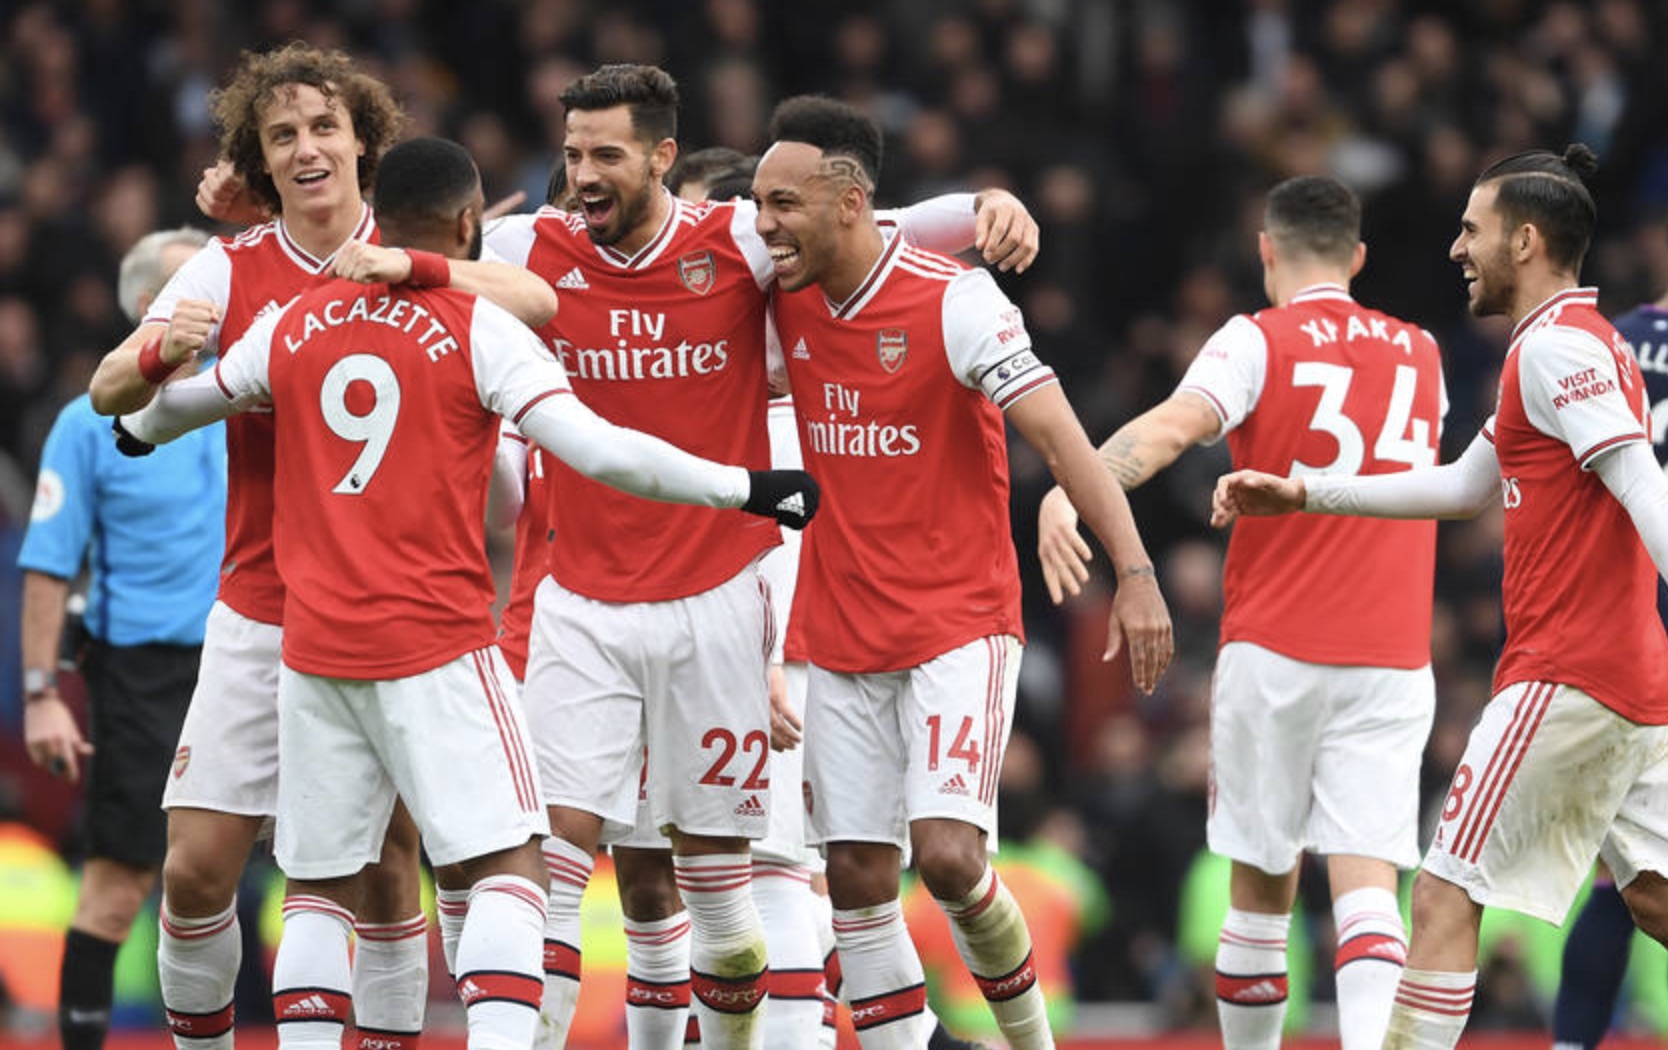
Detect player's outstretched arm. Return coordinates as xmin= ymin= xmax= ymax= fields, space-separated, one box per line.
xmin=330 ymin=242 xmax=560 ymax=328
xmin=1210 ymin=470 xmax=1306 ymax=527
xmin=1593 ymin=440 xmax=1668 ymax=584
xmin=89 ymin=300 xmax=222 ymax=416
xmin=1039 ymin=393 xmax=1221 ymax=603
xmin=892 ymin=189 xmax=1040 ymax=273
xmin=1008 ymin=384 xmax=1173 ymax=693
xmin=516 ymin=395 xmax=819 ymax=529
xmin=117 ymin=369 xmax=242 ymax=451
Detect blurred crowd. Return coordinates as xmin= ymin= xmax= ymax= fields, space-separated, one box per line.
xmin=4 ymin=0 xmax=1668 ymax=1034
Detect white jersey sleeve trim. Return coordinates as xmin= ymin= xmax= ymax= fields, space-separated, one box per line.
xmin=143 ymin=238 xmax=234 ymax=356
xmin=1174 ymin=314 xmax=1267 ymax=445
xmin=942 ymin=269 xmax=1056 ymax=408
xmin=482 ymin=212 xmax=540 ymax=269
xmin=727 ymin=198 xmax=776 ymax=290
xmin=1517 ymin=325 xmax=1648 ymax=468
xmin=885 ymin=193 xmax=978 ymax=255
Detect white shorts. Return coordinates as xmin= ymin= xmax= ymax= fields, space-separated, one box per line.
xmin=1424 ymin=680 xmax=1668 ymax=924
xmin=803 ymin=635 xmax=1020 ymax=849
xmin=753 ymin=662 xmax=816 ymax=867
xmin=523 ymin=563 xmax=773 ymax=842
xmin=162 ymin=601 xmax=282 ymax=817
xmin=274 ymin=647 xmax=547 ymax=880
xmin=1207 ymin=641 xmax=1434 ymax=875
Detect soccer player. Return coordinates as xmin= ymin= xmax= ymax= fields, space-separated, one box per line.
xmin=1212 ymin=145 xmax=1668 ymax=1050
xmin=115 ymin=134 xmax=819 ymax=1050
xmin=753 ymin=95 xmax=1173 ymax=1050
xmin=484 ymin=63 xmax=1040 ymax=1050
xmin=18 ymin=227 xmax=220 ymax=1050
xmin=85 ymin=43 xmax=557 ymax=1050
xmin=1547 ymin=269 xmax=1668 ymax=1050
xmin=1036 ymin=175 xmax=1443 ymax=1050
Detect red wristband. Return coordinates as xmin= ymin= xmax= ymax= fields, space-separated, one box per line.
xmin=137 ymin=332 xmax=172 ymax=384
xmin=403 ymin=249 xmax=450 ymax=288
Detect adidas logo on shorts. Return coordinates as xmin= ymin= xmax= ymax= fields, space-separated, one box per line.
xmin=938 ymin=774 xmax=970 ymax=797
xmin=555 ymin=267 xmax=590 ymax=290
xmin=733 ymin=794 xmax=766 ymax=817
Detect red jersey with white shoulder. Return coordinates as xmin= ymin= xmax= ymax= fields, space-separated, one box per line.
xmin=143 ymin=207 xmax=379 ymax=626
xmin=497 ymin=433 xmax=552 ymax=681
xmin=486 ymin=194 xmax=779 ymax=602
xmin=213 ymin=279 xmax=572 ymax=680
xmin=772 ymin=233 xmax=1051 ymax=672
xmin=1177 ymin=284 xmax=1446 ymax=668
xmin=1485 ymin=287 xmax=1668 ymax=722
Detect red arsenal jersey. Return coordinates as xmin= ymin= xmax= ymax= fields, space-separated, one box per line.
xmin=487 ymin=195 xmax=780 ymax=602
xmin=144 ymin=208 xmax=378 ymax=625
xmin=215 ymin=281 xmax=570 ymax=679
xmin=772 ymin=234 xmax=1055 ymax=672
xmin=1487 ymin=287 xmax=1668 ymax=722
xmin=1178 ymin=285 xmax=1446 ymax=668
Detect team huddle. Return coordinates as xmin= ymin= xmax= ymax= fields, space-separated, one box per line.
xmin=21 ymin=33 xmax=1668 ymax=1050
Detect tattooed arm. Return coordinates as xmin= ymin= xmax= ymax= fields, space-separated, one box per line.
xmin=1037 ymin=392 xmax=1221 ymax=603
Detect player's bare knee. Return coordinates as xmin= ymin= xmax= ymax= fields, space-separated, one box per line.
xmin=1621 ymin=872 xmax=1668 ymax=944
xmin=161 ymin=843 xmax=240 ymax=916
xmin=910 ymin=821 xmax=986 ymax=901
xmin=74 ymin=863 xmax=155 ymax=940
xmin=824 ymin=843 xmax=903 ymax=910
xmin=614 ymin=848 xmax=680 ymax=920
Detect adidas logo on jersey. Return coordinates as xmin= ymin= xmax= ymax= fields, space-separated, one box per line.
xmin=733 ymin=794 xmax=766 ymax=817
xmin=791 ymin=337 xmax=810 ymax=360
xmin=938 ymin=774 xmax=970 ymax=797
xmin=555 ymin=267 xmax=590 ymax=290
xmin=282 ymin=994 xmax=334 ymax=1018
xmin=1229 ymin=980 xmax=1286 ymax=1004
xmin=775 ymin=492 xmax=806 ymax=519
xmin=457 ymin=979 xmax=485 ymax=1004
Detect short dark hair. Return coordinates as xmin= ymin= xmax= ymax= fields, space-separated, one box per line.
xmin=1264 ymin=175 xmax=1361 ymax=265
xmin=767 ymin=96 xmax=883 ymax=188
xmin=667 ymin=146 xmax=749 ymax=196
xmin=212 ymin=42 xmax=405 ymax=214
xmin=702 ymin=164 xmax=757 ymax=203
xmin=1475 ymin=143 xmax=1598 ymax=271
xmin=373 ymin=137 xmax=480 ymax=240
xmin=560 ymin=64 xmax=679 ymax=145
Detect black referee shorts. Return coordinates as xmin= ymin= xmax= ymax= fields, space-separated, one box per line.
xmin=80 ymin=639 xmax=201 ymax=867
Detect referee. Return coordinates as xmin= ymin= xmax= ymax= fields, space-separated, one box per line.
xmin=17 ymin=226 xmax=224 ymax=1050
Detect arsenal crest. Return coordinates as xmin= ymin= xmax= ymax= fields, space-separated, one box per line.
xmin=678 ymin=250 xmax=716 ymax=295
xmin=877 ymin=328 xmax=908 ymax=373
xmin=172 ymin=745 xmax=192 ymax=779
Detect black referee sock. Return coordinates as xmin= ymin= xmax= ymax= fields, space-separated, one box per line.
xmin=59 ymin=928 xmax=122 ymax=1050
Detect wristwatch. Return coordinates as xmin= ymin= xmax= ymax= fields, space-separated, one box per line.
xmin=23 ymin=667 xmax=57 ymax=701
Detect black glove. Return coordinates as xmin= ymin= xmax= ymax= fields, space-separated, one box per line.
xmin=743 ymin=469 xmax=820 ymax=530
xmin=112 ymin=415 xmax=155 ymax=457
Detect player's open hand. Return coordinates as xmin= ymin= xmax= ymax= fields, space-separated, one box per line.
xmin=1105 ymin=567 xmax=1172 ymax=694
xmin=164 ymin=300 xmax=222 ymax=367
xmin=331 ymin=240 xmax=415 ymax=284
xmin=767 ymin=665 xmax=802 ymax=751
xmin=1038 ymin=486 xmax=1092 ymax=604
xmin=1211 ymin=470 xmax=1306 ymax=528
xmin=973 ymin=188 xmax=1040 ymax=273
xmin=24 ymin=695 xmax=94 ymax=783
xmin=195 ymin=160 xmax=271 ymax=226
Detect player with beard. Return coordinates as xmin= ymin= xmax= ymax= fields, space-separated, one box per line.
xmin=86 ymin=43 xmax=557 ymax=1050
xmin=116 ymin=134 xmax=819 ymax=1050
xmin=485 ymin=64 xmax=1040 ymax=1050
xmin=1214 ymin=145 xmax=1668 ymax=1050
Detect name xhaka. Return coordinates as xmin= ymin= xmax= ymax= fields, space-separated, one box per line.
xmin=283 ymin=294 xmax=459 ymax=361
